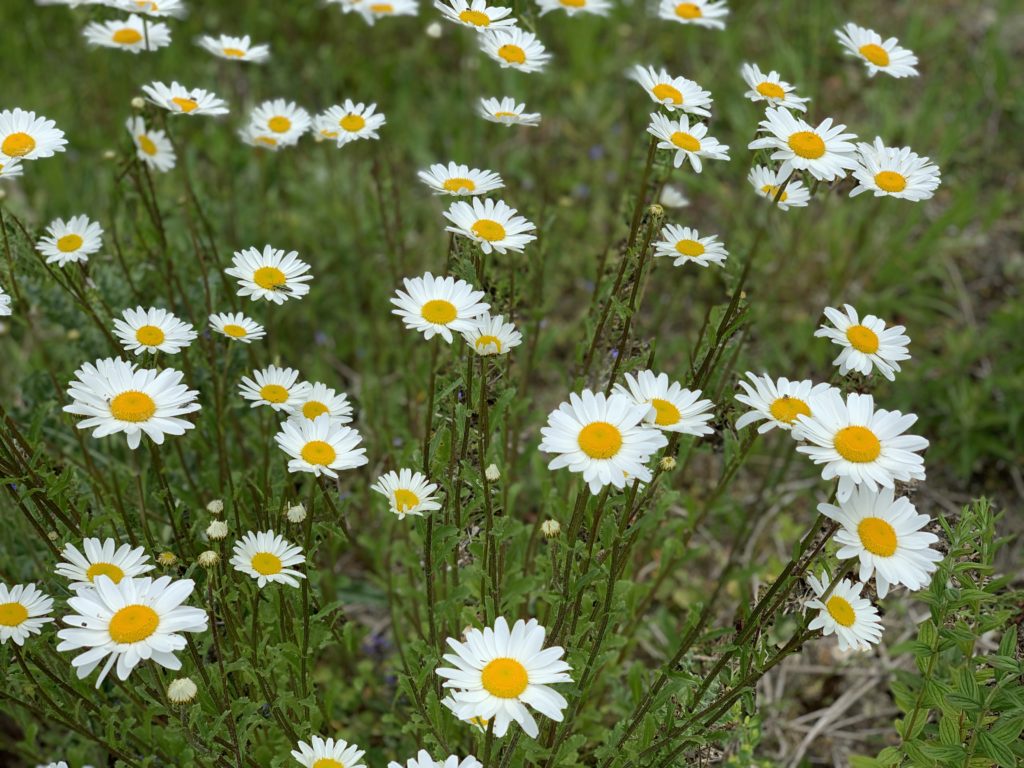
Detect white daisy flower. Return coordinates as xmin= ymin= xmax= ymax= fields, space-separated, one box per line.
xmin=480 ymin=28 xmax=551 ymax=73
xmin=239 ymin=365 xmax=310 ymax=412
xmin=209 ymin=311 xmax=266 ymax=343
xmin=653 ymin=224 xmax=728 ymax=268
xmin=274 ymin=415 xmax=369 ymax=478
xmin=391 ymin=272 xmax=490 ymax=343
xmin=628 ymin=65 xmax=713 ymax=116
xmin=115 ymin=0 xmax=186 ymax=17
xmin=462 ymin=312 xmax=522 ymax=356
xmin=613 ymin=370 xmax=715 ymax=435
xmin=357 ymin=0 xmax=419 ymax=24
xmin=389 ymin=751 xmax=481 ymax=768
xmin=289 ymin=382 xmax=353 ymax=425
xmin=141 ymin=81 xmax=229 ymax=116
xmin=850 ymin=137 xmax=941 ymax=201
xmin=748 ymin=107 xmax=858 ymax=182
xmin=815 ymin=303 xmax=911 ymax=381
xmin=805 ymin=572 xmax=882 ymax=652
xmin=83 ymin=14 xmax=171 ymax=53
xmin=292 ymin=736 xmax=367 ymax=768
xmin=0 ymin=285 xmax=11 ymax=316
xmin=418 ymin=162 xmax=504 ymax=196
xmin=0 ymin=583 xmax=53 ymax=646
xmin=436 ymin=617 xmax=572 ymax=739
xmin=479 ymin=97 xmax=541 ymax=127
xmin=197 ymin=33 xmax=270 ymax=63
xmin=820 ymin=486 xmax=941 ymax=599
xmin=112 ymin=306 xmax=197 ymax=356
xmin=371 ymin=468 xmax=442 ymax=520
xmin=125 ymin=117 xmax=176 ymax=172
xmin=740 ymin=63 xmax=810 ymax=112
xmin=793 ymin=390 xmax=928 ymax=503
xmin=247 ymin=100 xmax=311 ymax=147
xmin=835 ymin=22 xmax=918 ymax=79
xmin=434 ymin=0 xmax=516 ymax=30
xmin=734 ymin=373 xmax=832 ymax=433
xmin=63 ymin=357 xmax=201 ymax=450
xmin=231 ymin=530 xmax=305 ymax=588
xmin=647 ymin=111 xmax=730 ymax=172
xmin=55 ymin=538 xmax=155 ymax=591
xmin=225 ymin=245 xmax=313 ymax=304
xmin=315 ymin=101 xmax=386 ymax=145
xmin=239 ymin=124 xmax=286 ymax=151
xmin=539 ymin=389 xmax=669 ymax=494
xmin=657 ymin=0 xmax=729 ymax=29
xmin=747 ymin=165 xmax=810 ymax=210
xmin=536 ymin=0 xmax=611 ymax=16
xmin=36 ymin=215 xmax=103 ymax=267
xmin=443 ymin=197 xmax=537 ymax=255
xmin=56 ymin=575 xmax=208 ymax=687
xmin=0 ymin=158 xmax=24 ymax=180
xmin=0 ymin=108 xmax=67 ymax=161
xmin=659 ymin=184 xmax=688 ymax=208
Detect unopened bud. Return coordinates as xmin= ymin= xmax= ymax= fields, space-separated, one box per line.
xmin=206 ymin=499 xmax=224 ymax=515
xmin=167 ymin=677 xmax=197 ymax=704
xmin=103 ymin=149 xmax=117 ymax=160
xmin=286 ymin=504 xmax=307 ymax=523
xmin=425 ymin=21 xmax=442 ymax=38
xmin=206 ymin=520 xmax=228 ymax=540
xmin=197 ymin=550 xmax=220 ymax=567
xmin=131 ymin=96 xmax=146 ymax=110
xmin=660 ymin=456 xmax=677 ymax=471
xmin=485 ymin=464 xmax=500 ymax=482
xmin=157 ymin=551 xmax=178 ymax=566
xmin=541 ymin=519 xmax=561 ymax=538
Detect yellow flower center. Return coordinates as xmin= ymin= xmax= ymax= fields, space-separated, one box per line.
xmin=250 ymin=552 xmax=283 ymax=575
xmin=138 ymin=134 xmax=158 ymax=155
xmin=825 ymin=595 xmax=856 ymax=627
xmin=171 ymin=97 xmax=200 ymax=113
xmin=756 ymin=81 xmax=785 ymax=99
xmin=113 ymin=27 xmax=143 ymax=44
xmin=845 ymin=324 xmax=880 ymax=353
xmin=259 ymin=384 xmax=289 ymax=404
xmin=858 ymin=43 xmax=890 ymax=67
xmin=302 ymin=401 xmax=329 ymax=419
xmin=443 ymin=177 xmax=476 ymax=193
xmin=674 ymin=239 xmax=705 ymax=258
xmin=57 ymin=234 xmax=84 ymax=253
xmin=768 ymin=396 xmax=810 ymax=424
xmin=670 ymin=131 xmax=700 ymax=152
xmin=255 ymin=136 xmax=277 ymax=147
xmin=494 ymin=111 xmax=518 ymax=118
xmin=475 ymin=334 xmax=503 ymax=353
xmin=109 ymin=604 xmax=160 ymax=643
xmin=760 ymin=184 xmax=789 ymax=202
xmin=340 ymin=114 xmax=366 ymax=132
xmin=394 ymin=488 xmax=420 ymax=512
xmin=858 ymin=517 xmax=898 ymax=557
xmin=268 ymin=116 xmax=292 ymax=134
xmin=458 ymin=8 xmax=490 ymax=25
xmin=223 ymin=324 xmax=247 ymax=338
xmin=421 ymin=299 xmax=458 ymax=325
xmin=301 ymin=440 xmax=337 ymax=466
xmin=498 ymin=44 xmax=526 ymax=65
xmin=110 ymin=391 xmax=157 ymax=422
xmin=86 ymin=562 xmax=125 ymax=583
xmin=222 ymin=47 xmax=246 ymax=57
xmin=312 ymin=760 xmax=344 ymax=768
xmin=0 ymin=602 xmax=28 ymax=627
xmin=833 ymin=426 xmax=881 ymax=463
xmin=481 ymin=657 xmax=529 ymax=698
xmin=471 ymin=219 xmax=506 ymax=241
xmin=674 ymin=2 xmax=701 ymax=18
xmin=650 ymin=397 xmax=681 ymax=426
xmin=135 ymin=325 xmax=166 ymax=346
xmin=253 ymin=266 xmax=287 ymax=290
xmin=2 ymin=132 xmax=36 ymax=157
xmin=370 ymin=2 xmax=393 ymax=11
xmin=561 ymin=0 xmax=586 ymax=5
xmin=577 ymin=421 xmax=623 ymax=459
xmin=652 ymin=83 xmax=683 ymax=104
xmin=787 ymin=131 xmax=826 ymax=159
xmin=874 ymin=171 xmax=907 ymax=193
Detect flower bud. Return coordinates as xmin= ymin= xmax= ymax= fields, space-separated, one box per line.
xmin=206 ymin=499 xmax=224 ymax=515
xmin=197 ymin=550 xmax=220 ymax=567
xmin=157 ymin=551 xmax=178 ymax=566
xmin=286 ymin=504 xmax=307 ymax=523
xmin=206 ymin=520 xmax=228 ymax=540
xmin=541 ymin=519 xmax=561 ymax=538
xmin=485 ymin=464 xmax=500 ymax=482
xmin=167 ymin=677 xmax=197 ymax=705
xmin=660 ymin=456 xmax=677 ymax=471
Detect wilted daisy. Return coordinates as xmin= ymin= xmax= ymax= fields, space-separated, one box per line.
xmin=0 ymin=285 xmax=11 ymax=315
xmin=275 ymin=415 xmax=369 ymax=478
xmin=747 ymin=165 xmax=810 ymax=210
xmin=435 ymin=0 xmax=515 ymax=30
xmin=315 ymin=101 xmax=386 ymax=144
xmin=391 ymin=272 xmax=489 ymax=343
xmin=614 ymin=371 xmax=715 ymax=435
xmin=479 ymin=97 xmax=541 ymax=127
xmin=142 ymin=81 xmax=229 ymax=116
xmin=749 ymin=108 xmax=858 ymax=182
xmin=815 ymin=304 xmax=911 ymax=381
xmin=539 ymin=389 xmax=668 ymax=494
xmin=290 ymin=382 xmax=353 ymax=424
xmin=357 ymin=0 xmax=419 ymax=24
xmin=36 ymin=215 xmax=103 ymax=266
xmin=209 ymin=311 xmax=266 ymax=343
xmin=83 ymin=14 xmax=171 ymax=52
xmin=657 ymin=0 xmax=729 ymax=29
xmin=647 ymin=112 xmax=729 ymax=172
xmin=734 ymin=373 xmax=832 ymax=434
xmin=653 ymin=224 xmax=728 ymax=268
xmin=418 ymin=162 xmax=504 ymax=196
xmin=125 ymin=117 xmax=176 ymax=172
xmin=462 ymin=313 xmax=522 ymax=356
xmin=389 ymin=752 xmax=481 ymax=768
xmin=198 ymin=33 xmax=270 ymax=62
xmin=117 ymin=0 xmax=186 ymax=17
xmin=629 ymin=65 xmax=713 ymax=116
xmin=0 ymin=158 xmax=24 ymax=180
xmin=63 ymin=357 xmax=201 ymax=450
xmin=536 ymin=0 xmax=611 ymax=16
xmin=740 ymin=63 xmax=809 ymax=112
xmin=835 ymin=22 xmax=918 ymax=79
xmin=444 ymin=198 xmax=537 ymax=255
xmin=793 ymin=390 xmax=928 ymax=502
xmin=480 ymin=28 xmax=551 ymax=73
xmin=805 ymin=572 xmax=882 ymax=652
xmin=292 ymin=736 xmax=367 ymax=768
xmin=850 ymin=138 xmax=941 ymax=201
xmin=371 ymin=469 xmax=441 ymax=520
xmin=231 ymin=531 xmax=305 ymax=588
xmin=113 ymin=306 xmax=197 ymax=356
xmin=247 ymin=100 xmax=311 ymax=147
xmin=0 ymin=583 xmax=53 ymax=646
xmin=55 ymin=538 xmax=155 ymax=591
xmin=239 ymin=365 xmax=310 ymax=412
xmin=57 ymin=575 xmax=207 ymax=686
xmin=0 ymin=108 xmax=67 ymax=160
xmin=225 ymin=245 xmax=313 ymax=304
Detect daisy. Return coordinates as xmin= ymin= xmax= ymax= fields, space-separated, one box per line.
xmin=740 ymin=63 xmax=810 ymax=112
xmin=391 ymin=272 xmax=489 ymax=343
xmin=792 ymin=390 xmax=928 ymax=502
xmin=231 ymin=531 xmax=305 ymax=588
xmin=0 ymin=158 xmax=24 ymax=180
xmin=0 ymin=583 xmax=53 ymax=646
xmin=55 ymin=538 xmax=155 ymax=591
xmin=315 ymin=101 xmax=386 ymax=145
xmin=536 ymin=0 xmax=612 ymax=16
xmin=239 ymin=365 xmax=310 ymax=412
xmin=733 ymin=373 xmax=833 ymax=434
xmin=462 ymin=313 xmax=522 ymax=356
xmin=434 ymin=0 xmax=516 ymax=30
xmin=647 ymin=112 xmax=730 ymax=172
xmin=659 ymin=184 xmax=688 ymax=208
xmin=56 ymin=575 xmax=208 ymax=686
xmin=436 ymin=617 xmax=572 ymax=739
xmin=357 ymin=0 xmax=419 ymax=24
xmin=539 ymin=389 xmax=668 ymax=494
xmin=225 ymin=245 xmax=313 ymax=304
xmin=36 ymin=215 xmax=104 ymax=267
xmin=749 ymin=107 xmax=858 ymax=182
xmin=389 ymin=752 xmax=482 ymax=768
xmin=653 ymin=224 xmax=728 ymax=268
xmin=657 ymin=0 xmax=729 ymax=29
xmin=239 ymin=124 xmax=285 ymax=151
xmin=814 ymin=304 xmax=911 ymax=381
xmin=83 ymin=14 xmax=172 ymax=53
xmin=209 ymin=311 xmax=265 ymax=343
xmin=125 ymin=117 xmax=176 ymax=172
xmin=747 ymin=165 xmax=810 ymax=210
xmin=628 ymin=65 xmax=713 ymax=116
xmin=805 ymin=572 xmax=882 ymax=652
xmin=614 ymin=370 xmax=715 ymax=435
xmin=418 ymin=162 xmax=504 ymax=196
xmin=835 ymin=22 xmax=918 ymax=79
xmin=275 ymin=415 xmax=369 ymax=478
xmin=443 ymin=197 xmax=537 ymax=255
xmin=63 ymin=357 xmax=201 ymax=450
xmin=441 ymin=696 xmax=491 ymax=731
xmin=290 ymin=382 xmax=353 ymax=424
xmin=0 ymin=285 xmax=11 ymax=316
xmin=850 ymin=138 xmax=941 ymax=201
xmin=479 ymin=97 xmax=541 ymax=127
xmin=371 ymin=469 xmax=441 ymax=520
xmin=112 ymin=306 xmax=197 ymax=356
xmin=292 ymin=736 xmax=367 ymax=768
xmin=820 ymin=486 xmax=941 ymax=599
xmin=480 ymin=28 xmax=551 ymax=73
xmin=247 ymin=100 xmax=311 ymax=147
xmin=115 ymin=0 xmax=186 ymax=17
xmin=197 ymin=33 xmax=270 ymax=63
xmin=0 ymin=108 xmax=67 ymax=161
xmin=141 ymin=81 xmax=229 ymax=116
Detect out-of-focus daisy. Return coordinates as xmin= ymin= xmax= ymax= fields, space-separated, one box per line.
xmin=55 ymin=538 xmax=155 ymax=591
xmin=116 ymin=0 xmax=186 ymax=17
xmin=239 ymin=365 xmax=310 ymax=412
xmin=142 ymin=81 xmax=229 ymax=116
xmin=659 ymin=184 xmax=688 ymax=208
xmin=225 ymin=245 xmax=313 ymax=305
xmin=389 ymin=752 xmax=481 ymax=768
xmin=805 ymin=572 xmax=882 ymax=652
xmin=0 ymin=158 xmax=24 ymax=180
xmin=56 ymin=575 xmax=207 ymax=686
xmin=536 ymin=0 xmax=611 ymax=16
xmin=740 ymin=63 xmax=809 ymax=112
xmin=850 ymin=138 xmax=940 ymax=201
xmin=628 ymin=65 xmax=713 ymax=116
xmin=647 ymin=112 xmax=729 ymax=172
xmin=435 ymin=0 xmax=515 ymax=29
xmin=209 ymin=312 xmax=265 ymax=343
xmin=747 ymin=165 xmax=810 ymax=210
xmin=275 ymin=415 xmax=368 ymax=478
xmin=197 ymin=33 xmax=270 ymax=62
xmin=247 ymin=100 xmax=310 ymax=147
xmin=836 ymin=22 xmax=918 ymax=79
xmin=539 ymin=389 xmax=668 ymax=494
xmin=391 ymin=272 xmax=489 ymax=343
xmin=290 ymin=382 xmax=353 ymax=424
xmin=371 ymin=469 xmax=441 ymax=520
xmin=479 ymin=97 xmax=541 ymax=127
xmin=63 ymin=357 xmax=201 ymax=450
xmin=0 ymin=583 xmax=53 ymax=646
xmin=793 ymin=390 xmax=928 ymax=502
xmin=443 ymin=197 xmax=537 ymax=255
xmin=749 ymin=107 xmax=858 ymax=182
xmin=614 ymin=370 xmax=715 ymax=435
xmin=418 ymin=162 xmax=504 ymax=196
xmin=437 ymin=617 xmax=572 ymax=739
xmin=0 ymin=285 xmax=11 ymax=316
xmin=231 ymin=531 xmax=305 ymax=588
xmin=292 ymin=736 xmax=367 ymax=768
xmin=657 ymin=0 xmax=728 ymax=29
xmin=357 ymin=0 xmax=418 ymax=24
xmin=653 ymin=224 xmax=728 ymax=268
xmin=0 ymin=108 xmax=67 ymax=160
xmin=480 ymin=28 xmax=551 ymax=73
xmin=815 ymin=304 xmax=910 ymax=381
xmin=125 ymin=117 xmax=175 ymax=172
xmin=315 ymin=101 xmax=386 ymax=145
xmin=734 ymin=373 xmax=832 ymax=434
xmin=462 ymin=313 xmax=522 ymax=356
xmin=239 ymin=124 xmax=285 ymax=151
xmin=113 ymin=306 xmax=196 ymax=356
xmin=83 ymin=14 xmax=171 ymax=52
xmin=36 ymin=215 xmax=103 ymax=267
